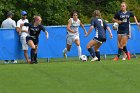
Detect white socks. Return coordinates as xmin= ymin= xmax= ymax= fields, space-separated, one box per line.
xmin=77 ymin=46 xmax=82 ymax=57
xmin=63 ymin=48 xmax=67 ymax=54
xmin=63 ymin=46 xmax=82 ymax=57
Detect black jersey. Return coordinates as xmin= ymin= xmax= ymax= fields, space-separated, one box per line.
xmin=24 ymin=23 xmax=46 ymax=38
xmin=114 ymin=10 xmax=134 ymax=34
xmin=90 ymin=17 xmax=107 ymax=39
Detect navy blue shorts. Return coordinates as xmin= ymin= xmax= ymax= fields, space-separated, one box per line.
xmin=26 ymin=36 xmax=39 ymax=45
xmin=117 ymin=30 xmax=129 ymax=35
xmin=93 ymin=37 xmax=106 ymax=43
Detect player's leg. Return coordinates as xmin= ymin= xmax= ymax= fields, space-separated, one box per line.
xmin=114 ymin=35 xmax=122 ymax=61
xmin=94 ymin=43 xmax=102 ymax=61
xmin=63 ymin=36 xmax=72 ymax=58
xmin=120 ymin=35 xmax=130 ymax=60
xmin=74 ymin=36 xmax=82 ymax=58
xmin=122 ymin=50 xmax=127 ymax=60
xmin=26 ymin=37 xmax=36 ymax=64
xmin=33 ymin=45 xmax=38 ymax=63
xmin=32 ymin=38 xmax=39 ymax=64
xmin=86 ymin=39 xmax=98 ymax=61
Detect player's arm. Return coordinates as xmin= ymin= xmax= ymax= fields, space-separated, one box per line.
xmin=41 ymin=26 xmax=49 ymax=39
xmin=133 ymin=16 xmax=140 ymax=26
xmin=20 ymin=23 xmax=30 ymax=33
xmin=112 ymin=18 xmax=123 ymax=24
xmin=85 ymin=25 xmax=94 ymax=37
xmin=80 ymin=21 xmax=87 ymax=34
xmin=67 ymin=19 xmax=76 ymax=33
xmin=85 ymin=19 xmax=95 ymax=37
xmin=112 ymin=12 xmax=123 ymax=24
xmin=107 ymin=26 xmax=113 ymax=38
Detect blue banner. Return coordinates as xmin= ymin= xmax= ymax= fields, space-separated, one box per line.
xmin=0 ymin=24 xmax=140 ymax=60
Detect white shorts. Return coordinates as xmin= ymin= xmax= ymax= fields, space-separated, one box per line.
xmin=66 ymin=35 xmax=79 ymax=45
xmin=20 ymin=36 xmax=28 ymax=50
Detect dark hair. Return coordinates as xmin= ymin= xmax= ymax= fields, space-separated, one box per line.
xmin=7 ymin=11 xmax=14 ymax=17
xmin=70 ymin=11 xmax=78 ymax=18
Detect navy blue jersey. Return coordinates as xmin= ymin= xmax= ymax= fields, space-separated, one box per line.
xmin=91 ymin=17 xmax=107 ymax=38
xmin=24 ymin=23 xmax=46 ymax=38
xmin=114 ymin=10 xmax=134 ymax=34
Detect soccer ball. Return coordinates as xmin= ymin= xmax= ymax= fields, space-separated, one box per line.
xmin=113 ymin=22 xmax=118 ymax=30
xmin=80 ymin=55 xmax=87 ymax=62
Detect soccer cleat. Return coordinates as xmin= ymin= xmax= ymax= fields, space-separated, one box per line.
xmin=126 ymin=52 xmax=131 ymax=60
xmin=12 ymin=60 xmax=17 ymax=64
xmin=90 ymin=56 xmax=98 ymax=62
xmin=122 ymin=57 xmax=126 ymax=61
xmin=113 ymin=56 xmax=119 ymax=61
xmin=63 ymin=52 xmax=67 ymax=59
xmin=4 ymin=61 xmax=9 ymax=64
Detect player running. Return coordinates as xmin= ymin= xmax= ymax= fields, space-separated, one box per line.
xmin=113 ymin=2 xmax=140 ymax=61
xmin=21 ymin=16 xmax=49 ymax=64
xmin=85 ymin=10 xmax=113 ymax=62
xmin=63 ymin=11 xmax=87 ymax=59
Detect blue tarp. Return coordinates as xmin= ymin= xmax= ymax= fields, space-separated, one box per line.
xmin=0 ymin=24 xmax=140 ymax=60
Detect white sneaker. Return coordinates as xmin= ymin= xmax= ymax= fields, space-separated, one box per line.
xmin=122 ymin=57 xmax=126 ymax=61
xmin=4 ymin=61 xmax=9 ymax=64
xmin=63 ymin=52 xmax=67 ymax=59
xmin=12 ymin=60 xmax=17 ymax=64
xmin=91 ymin=56 xmax=98 ymax=62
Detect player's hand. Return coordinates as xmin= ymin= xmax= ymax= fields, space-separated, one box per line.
xmin=110 ymin=34 xmax=113 ymax=39
xmin=85 ymin=33 xmax=88 ymax=37
xmin=84 ymin=31 xmax=87 ymax=35
xmin=72 ymin=30 xmax=77 ymax=33
xmin=118 ymin=20 xmax=123 ymax=24
xmin=46 ymin=32 xmax=49 ymax=39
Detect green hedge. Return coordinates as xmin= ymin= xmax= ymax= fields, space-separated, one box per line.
xmin=0 ymin=0 xmax=139 ymax=25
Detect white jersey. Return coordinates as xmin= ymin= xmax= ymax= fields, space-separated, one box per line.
xmin=67 ymin=18 xmax=80 ymax=36
xmin=1 ymin=18 xmax=16 ymax=28
xmin=17 ymin=19 xmax=29 ymax=37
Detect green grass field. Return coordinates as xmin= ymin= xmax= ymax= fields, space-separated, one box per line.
xmin=0 ymin=56 xmax=140 ymax=93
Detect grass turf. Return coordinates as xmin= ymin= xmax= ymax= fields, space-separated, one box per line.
xmin=0 ymin=57 xmax=140 ymax=93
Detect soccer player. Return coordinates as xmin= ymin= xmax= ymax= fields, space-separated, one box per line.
xmin=63 ymin=11 xmax=87 ymax=59
xmin=16 ymin=11 xmax=30 ymax=63
xmin=21 ymin=16 xmax=49 ymax=64
xmin=113 ymin=2 xmax=140 ymax=61
xmin=85 ymin=10 xmax=113 ymax=62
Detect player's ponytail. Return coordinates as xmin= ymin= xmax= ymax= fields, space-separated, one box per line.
xmin=93 ymin=10 xmax=101 ymax=18
xmin=32 ymin=15 xmax=42 ymax=23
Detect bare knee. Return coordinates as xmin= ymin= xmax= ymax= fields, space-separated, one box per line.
xmin=86 ymin=44 xmax=91 ymax=49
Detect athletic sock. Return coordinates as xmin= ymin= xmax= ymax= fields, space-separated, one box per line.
xmin=63 ymin=48 xmax=67 ymax=53
xmin=88 ymin=48 xmax=95 ymax=58
xmin=118 ymin=48 xmax=123 ymax=58
xmin=95 ymin=51 xmax=100 ymax=61
xmin=31 ymin=49 xmax=36 ymax=62
xmin=77 ymin=46 xmax=82 ymax=57
xmin=123 ymin=46 xmax=128 ymax=53
xmin=34 ymin=53 xmax=37 ymax=63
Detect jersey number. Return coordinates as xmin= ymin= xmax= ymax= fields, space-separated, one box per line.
xmin=98 ymin=19 xmax=103 ymax=26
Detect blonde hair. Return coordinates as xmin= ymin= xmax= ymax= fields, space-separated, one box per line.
xmin=93 ymin=10 xmax=101 ymax=18
xmin=33 ymin=15 xmax=42 ymax=23
xmin=121 ymin=2 xmax=127 ymax=7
